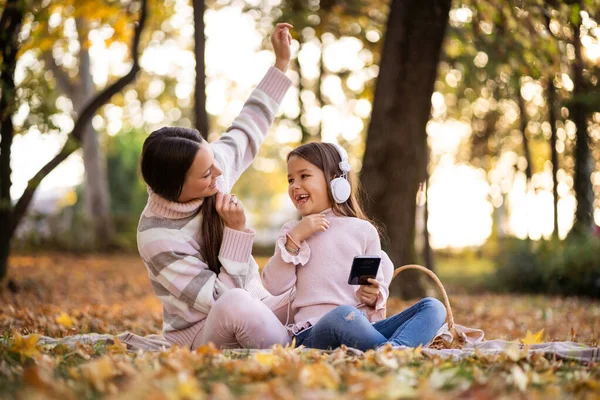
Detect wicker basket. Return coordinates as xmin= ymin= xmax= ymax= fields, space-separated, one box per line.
xmin=391 ymin=264 xmax=465 ymax=349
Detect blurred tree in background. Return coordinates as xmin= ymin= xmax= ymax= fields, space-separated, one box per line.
xmin=0 ymin=0 xmax=149 ymax=279
xmin=20 ymin=0 xmax=166 ymax=248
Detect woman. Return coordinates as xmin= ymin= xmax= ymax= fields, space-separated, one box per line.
xmin=137 ymin=23 xmax=293 ymax=350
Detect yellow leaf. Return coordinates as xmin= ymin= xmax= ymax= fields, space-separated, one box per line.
xmin=177 ymin=373 xmax=204 ymax=400
xmin=56 ymin=312 xmax=75 ymax=328
xmin=10 ymin=333 xmax=41 ymax=361
xmin=105 ymin=337 xmax=127 ymax=354
xmin=80 ymin=356 xmax=117 ymax=392
xmin=413 ymin=344 xmax=423 ymax=357
xmin=299 ymin=363 xmax=340 ymax=390
xmin=519 ymin=329 xmax=544 ymax=345
xmin=254 ymin=353 xmax=277 ymax=368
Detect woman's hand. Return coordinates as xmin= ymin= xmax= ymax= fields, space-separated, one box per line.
xmin=356 ymin=279 xmax=380 ymax=307
xmin=215 ymin=192 xmax=246 ymax=231
xmin=288 ymin=213 xmax=329 ymax=243
xmin=271 ymin=22 xmax=293 ymax=72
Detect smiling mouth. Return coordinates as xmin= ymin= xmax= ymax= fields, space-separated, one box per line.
xmin=295 ymin=194 xmax=309 ymax=206
xmin=209 ymin=181 xmax=217 ymax=189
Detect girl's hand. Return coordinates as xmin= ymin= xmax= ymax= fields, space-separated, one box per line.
xmin=271 ymin=22 xmax=293 ymax=72
xmin=288 ymin=213 xmax=329 ymax=243
xmin=215 ymin=192 xmax=246 ymax=231
xmin=356 ymin=278 xmax=380 ymax=307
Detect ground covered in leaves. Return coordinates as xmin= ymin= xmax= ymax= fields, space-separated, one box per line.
xmin=1 ymin=254 xmax=599 ymax=399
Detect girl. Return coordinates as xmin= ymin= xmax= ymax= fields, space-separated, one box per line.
xmin=137 ymin=23 xmax=294 ymax=350
xmin=262 ymin=142 xmax=447 ymax=351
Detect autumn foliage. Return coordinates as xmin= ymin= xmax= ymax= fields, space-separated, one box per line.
xmin=1 ymin=254 xmax=599 ymax=398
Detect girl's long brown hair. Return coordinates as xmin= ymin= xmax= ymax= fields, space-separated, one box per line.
xmin=287 ymin=142 xmax=379 ymax=232
xmin=141 ymin=127 xmax=223 ymax=274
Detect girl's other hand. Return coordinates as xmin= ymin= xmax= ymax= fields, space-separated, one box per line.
xmin=288 ymin=213 xmax=329 ymax=243
xmin=215 ymin=192 xmax=246 ymax=231
xmin=272 ymin=22 xmax=293 ymax=72
xmin=356 ymin=278 xmax=380 ymax=307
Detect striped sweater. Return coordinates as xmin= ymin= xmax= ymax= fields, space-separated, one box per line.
xmin=137 ymin=67 xmax=292 ymax=347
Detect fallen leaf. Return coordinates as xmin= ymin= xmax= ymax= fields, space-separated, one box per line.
xmin=177 ymin=372 xmax=204 ymax=400
xmin=105 ymin=337 xmax=127 ymax=354
xmin=299 ymin=363 xmax=340 ymax=390
xmin=56 ymin=312 xmax=75 ymax=328
xmin=510 ymin=365 xmax=528 ymax=392
xmin=254 ymin=352 xmax=277 ymax=368
xmin=520 ymin=329 xmax=544 ymax=345
xmin=79 ymin=356 xmax=118 ymax=392
xmin=9 ymin=333 xmax=41 ymax=361
xmin=503 ymin=343 xmax=524 ymax=362
xmin=428 ymin=368 xmax=458 ymax=390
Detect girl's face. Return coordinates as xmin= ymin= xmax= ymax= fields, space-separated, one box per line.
xmin=287 ymin=155 xmax=332 ymax=216
xmin=178 ymin=145 xmax=222 ymax=203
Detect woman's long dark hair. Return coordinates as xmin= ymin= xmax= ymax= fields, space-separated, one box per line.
xmin=140 ymin=127 xmax=223 ymax=273
xmin=287 ymin=142 xmax=381 ymax=233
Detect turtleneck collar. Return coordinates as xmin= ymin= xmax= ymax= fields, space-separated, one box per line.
xmin=147 ymin=187 xmax=204 ymax=219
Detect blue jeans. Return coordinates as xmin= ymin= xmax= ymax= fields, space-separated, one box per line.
xmin=294 ymin=297 xmax=446 ymax=351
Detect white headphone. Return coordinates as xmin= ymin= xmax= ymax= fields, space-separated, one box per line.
xmin=329 ymin=143 xmax=352 ymax=204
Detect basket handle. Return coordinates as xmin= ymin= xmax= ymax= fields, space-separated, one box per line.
xmin=392 ymin=264 xmax=455 ymax=330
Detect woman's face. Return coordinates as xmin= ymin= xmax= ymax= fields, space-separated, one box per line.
xmin=178 ymin=144 xmax=222 ymax=203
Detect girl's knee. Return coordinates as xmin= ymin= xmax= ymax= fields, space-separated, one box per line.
xmin=421 ymin=297 xmax=447 ymax=326
xmin=325 ymin=305 xmax=366 ymax=326
xmin=331 ymin=305 xmax=359 ymax=319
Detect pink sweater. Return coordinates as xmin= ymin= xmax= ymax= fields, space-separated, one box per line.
xmin=261 ymin=208 xmax=394 ymax=333
xmin=137 ymin=67 xmax=292 ymax=347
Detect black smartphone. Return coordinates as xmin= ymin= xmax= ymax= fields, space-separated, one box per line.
xmin=347 ymin=255 xmax=381 ymax=285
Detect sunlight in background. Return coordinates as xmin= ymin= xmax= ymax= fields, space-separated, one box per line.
xmin=10 ymin=131 xmax=85 ymax=200
xmin=9 ymin=1 xmax=599 ymax=247
xmin=427 ymin=158 xmax=493 ymax=248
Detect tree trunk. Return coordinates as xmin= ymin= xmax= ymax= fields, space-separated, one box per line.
xmin=75 ymin=21 xmax=114 ymax=248
xmin=0 ymin=116 xmax=14 ymax=280
xmin=360 ymin=0 xmax=451 ymax=299
xmin=294 ymin=41 xmax=311 ymax=143
xmin=193 ymin=0 xmax=209 ymax=138
xmin=518 ymin=89 xmax=533 ymax=182
xmin=0 ymin=0 xmax=24 ymax=280
xmin=571 ymin=12 xmax=594 ymax=235
xmin=316 ymin=39 xmax=324 ymax=141
xmin=541 ymin=8 xmax=561 ymax=240
xmin=547 ymin=77 xmax=560 ymax=240
xmin=517 ymin=85 xmax=533 ymax=241
xmin=423 ymin=170 xmax=434 ymax=271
